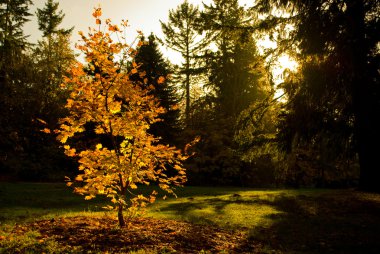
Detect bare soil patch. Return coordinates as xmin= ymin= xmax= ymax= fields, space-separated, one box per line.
xmin=14 ymin=216 xmax=261 ymax=253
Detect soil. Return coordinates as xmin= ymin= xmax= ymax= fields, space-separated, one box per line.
xmin=17 ymin=216 xmax=262 ymax=253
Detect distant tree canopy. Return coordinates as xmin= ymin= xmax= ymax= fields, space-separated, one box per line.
xmin=0 ymin=0 xmax=75 ymax=180
xmin=254 ymin=0 xmax=380 ymax=190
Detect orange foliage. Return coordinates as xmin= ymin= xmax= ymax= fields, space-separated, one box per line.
xmin=56 ymin=8 xmax=187 ymax=226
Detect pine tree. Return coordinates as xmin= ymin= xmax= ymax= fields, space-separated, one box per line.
xmin=0 ymin=0 xmax=32 ymax=72
xmin=130 ymin=33 xmax=180 ymax=145
xmin=34 ymin=0 xmax=75 ymax=118
xmin=0 ymin=0 xmax=33 ymax=176
xmin=256 ymin=0 xmax=380 ymax=189
xmin=201 ymin=0 xmax=261 ymax=119
xmin=36 ymin=0 xmax=72 ymax=37
xmin=160 ymin=0 xmax=209 ymax=123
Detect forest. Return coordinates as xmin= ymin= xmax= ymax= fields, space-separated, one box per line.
xmin=0 ymin=0 xmax=380 ymax=253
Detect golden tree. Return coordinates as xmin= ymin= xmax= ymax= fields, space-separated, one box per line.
xmin=56 ymin=8 xmax=187 ymax=227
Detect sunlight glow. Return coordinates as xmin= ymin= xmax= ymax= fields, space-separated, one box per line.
xmin=272 ymin=54 xmax=299 ymax=101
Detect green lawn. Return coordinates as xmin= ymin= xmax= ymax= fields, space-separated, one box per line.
xmin=1 ymin=182 xmax=380 ymax=253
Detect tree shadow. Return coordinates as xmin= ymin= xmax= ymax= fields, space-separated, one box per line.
xmin=244 ymin=192 xmax=380 ymax=253
xmin=157 ymin=191 xmax=380 ymax=253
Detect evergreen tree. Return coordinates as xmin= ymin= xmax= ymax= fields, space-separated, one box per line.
xmin=201 ymin=0 xmax=263 ymax=119
xmin=182 ymin=0 xmax=271 ymax=186
xmin=34 ymin=0 xmax=75 ymax=119
xmin=160 ymin=0 xmax=209 ymax=123
xmin=36 ymin=0 xmax=72 ymax=37
xmin=35 ymin=0 xmax=74 ymax=87
xmin=0 ymin=0 xmax=34 ymax=177
xmin=0 ymin=0 xmax=32 ymax=68
xmin=257 ymin=0 xmax=380 ymax=190
xmin=130 ymin=34 xmax=180 ymax=145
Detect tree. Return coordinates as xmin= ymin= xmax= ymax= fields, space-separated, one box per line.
xmin=0 ymin=0 xmax=33 ymax=177
xmin=256 ymin=0 xmax=380 ymax=190
xmin=57 ymin=9 xmax=187 ymax=227
xmin=130 ymin=33 xmax=180 ymax=145
xmin=34 ymin=0 xmax=75 ymax=120
xmin=0 ymin=0 xmax=32 ymax=69
xmin=200 ymin=0 xmax=266 ymax=118
xmin=160 ymin=0 xmax=208 ymax=123
xmin=36 ymin=0 xmax=72 ymax=37
xmin=35 ymin=0 xmax=74 ymax=88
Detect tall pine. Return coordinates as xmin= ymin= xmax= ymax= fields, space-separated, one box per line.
xmin=130 ymin=34 xmax=180 ymax=145
xmin=0 ymin=0 xmax=34 ymax=178
xmin=160 ymin=0 xmax=209 ymax=124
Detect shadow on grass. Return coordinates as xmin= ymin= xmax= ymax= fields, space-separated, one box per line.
xmin=0 ymin=182 xmax=109 ymax=223
xmin=156 ymin=191 xmax=380 ymax=254
xmin=255 ymin=193 xmax=380 ymax=254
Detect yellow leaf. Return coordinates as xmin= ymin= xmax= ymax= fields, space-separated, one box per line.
xmin=92 ymin=7 xmax=102 ymax=18
xmin=75 ymin=175 xmax=83 ymax=181
xmin=41 ymin=128 xmax=51 ymax=134
xmin=84 ymin=195 xmax=93 ymax=200
xmin=157 ymin=76 xmax=165 ymax=84
xmin=96 ymin=143 xmax=102 ymax=150
xmin=36 ymin=118 xmax=47 ymax=125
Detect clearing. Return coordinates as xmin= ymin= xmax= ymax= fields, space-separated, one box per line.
xmin=1 ymin=183 xmax=380 ymax=253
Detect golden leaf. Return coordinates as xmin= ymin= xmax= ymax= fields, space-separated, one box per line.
xmin=157 ymin=76 xmax=165 ymax=84
xmin=75 ymin=175 xmax=83 ymax=181
xmin=41 ymin=128 xmax=51 ymax=134
xmin=92 ymin=8 xmax=102 ymax=18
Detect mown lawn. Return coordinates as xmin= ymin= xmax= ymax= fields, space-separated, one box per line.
xmin=1 ymin=182 xmax=380 ymax=253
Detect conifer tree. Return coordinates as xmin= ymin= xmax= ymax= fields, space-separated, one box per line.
xmin=130 ymin=34 xmax=180 ymax=145
xmin=0 ymin=0 xmax=33 ymax=175
xmin=160 ymin=0 xmax=208 ymax=123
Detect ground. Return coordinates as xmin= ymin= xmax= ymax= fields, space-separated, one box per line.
xmin=8 ymin=216 xmax=258 ymax=253
xmin=1 ymin=183 xmax=380 ymax=253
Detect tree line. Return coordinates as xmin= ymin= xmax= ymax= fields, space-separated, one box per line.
xmin=0 ymin=0 xmax=378 ymax=191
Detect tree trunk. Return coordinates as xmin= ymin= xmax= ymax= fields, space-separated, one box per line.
xmin=118 ymin=203 xmax=125 ymax=227
xmin=349 ymin=0 xmax=380 ymax=192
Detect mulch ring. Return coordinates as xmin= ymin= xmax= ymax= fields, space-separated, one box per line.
xmin=14 ymin=216 xmax=262 ymax=253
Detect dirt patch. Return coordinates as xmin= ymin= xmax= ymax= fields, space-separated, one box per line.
xmin=14 ymin=216 xmax=261 ymax=253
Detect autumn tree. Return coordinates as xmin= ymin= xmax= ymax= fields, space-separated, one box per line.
xmin=57 ymin=8 xmax=187 ymax=227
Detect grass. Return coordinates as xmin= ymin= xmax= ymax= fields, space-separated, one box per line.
xmin=1 ymin=182 xmax=380 ymax=253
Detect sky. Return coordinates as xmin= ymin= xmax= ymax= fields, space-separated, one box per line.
xmin=23 ymin=0 xmax=296 ymax=81
xmin=25 ymin=1 xmax=252 ymax=47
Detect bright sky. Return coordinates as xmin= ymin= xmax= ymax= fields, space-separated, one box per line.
xmin=24 ymin=0 xmax=297 ymax=92
xmin=25 ymin=0 xmax=253 ymax=50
